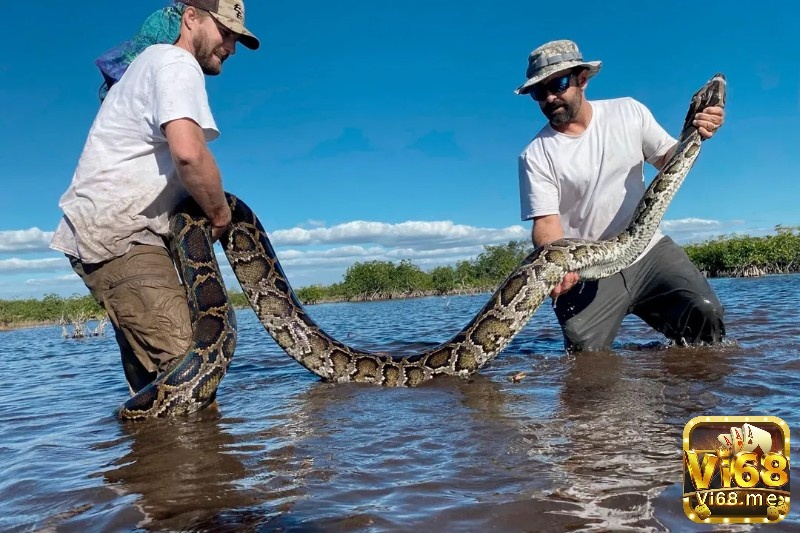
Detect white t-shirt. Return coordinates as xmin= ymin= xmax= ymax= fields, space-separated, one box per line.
xmin=518 ymin=97 xmax=676 ymax=263
xmin=50 ymin=44 xmax=219 ymax=264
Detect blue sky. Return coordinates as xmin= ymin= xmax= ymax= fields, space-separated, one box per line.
xmin=1 ymin=0 xmax=798 ymax=300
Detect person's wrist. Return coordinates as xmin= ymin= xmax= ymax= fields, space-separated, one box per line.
xmin=210 ymin=212 xmax=231 ymax=228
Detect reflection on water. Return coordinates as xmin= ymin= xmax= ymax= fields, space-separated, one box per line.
xmin=0 ymin=274 xmax=798 ymax=531
xmin=101 ymin=412 xmax=260 ymax=530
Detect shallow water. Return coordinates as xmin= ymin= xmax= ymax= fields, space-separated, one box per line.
xmin=1 ymin=274 xmax=798 ymax=532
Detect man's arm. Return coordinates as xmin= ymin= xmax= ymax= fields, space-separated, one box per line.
xmin=652 ymin=144 xmax=677 ymax=171
xmin=532 ymin=213 xmax=564 ymax=247
xmin=532 ymin=214 xmax=579 ymax=297
xmin=164 ymin=118 xmax=231 ymax=241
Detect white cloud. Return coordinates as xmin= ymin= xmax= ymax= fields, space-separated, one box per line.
xmin=0 ymin=216 xmax=774 ymax=299
xmin=0 ymin=257 xmax=65 ymax=273
xmin=659 ymin=217 xmax=753 ymax=244
xmin=0 ymin=228 xmax=54 ymax=253
xmin=210 ymin=242 xmax=492 ymax=291
xmin=302 ymin=219 xmax=326 ymax=228
xmin=274 ymin=244 xmax=487 ymax=270
xmin=661 ymin=217 xmax=724 ymax=232
xmin=25 ymin=274 xmax=79 ymax=286
xmin=271 ymin=220 xmax=528 ymax=249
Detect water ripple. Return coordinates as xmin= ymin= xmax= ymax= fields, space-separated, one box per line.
xmin=0 ymin=274 xmax=798 ymax=531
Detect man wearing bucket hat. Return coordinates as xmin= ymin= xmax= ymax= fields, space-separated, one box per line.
xmin=515 ymin=39 xmax=726 ymax=352
xmin=50 ymin=1 xmax=260 ymax=394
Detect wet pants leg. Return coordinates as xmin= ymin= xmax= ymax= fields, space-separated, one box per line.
xmin=553 ymin=237 xmax=725 ymax=352
xmin=68 ymin=244 xmax=192 ymax=394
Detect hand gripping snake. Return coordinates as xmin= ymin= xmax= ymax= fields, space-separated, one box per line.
xmin=115 ymin=73 xmax=726 ymax=420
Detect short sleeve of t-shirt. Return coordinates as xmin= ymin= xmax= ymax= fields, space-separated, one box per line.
xmin=518 ymin=148 xmax=560 ymax=221
xmin=152 ymin=60 xmax=219 ymax=142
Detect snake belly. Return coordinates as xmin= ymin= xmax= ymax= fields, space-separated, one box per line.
xmin=115 ymin=73 xmax=725 ymax=418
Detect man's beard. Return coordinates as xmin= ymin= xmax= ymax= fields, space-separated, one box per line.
xmin=543 ymin=95 xmax=580 ymax=127
xmin=193 ymin=29 xmax=225 ymax=75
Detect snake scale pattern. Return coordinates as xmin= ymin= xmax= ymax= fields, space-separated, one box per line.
xmin=116 ymin=73 xmax=726 ymax=420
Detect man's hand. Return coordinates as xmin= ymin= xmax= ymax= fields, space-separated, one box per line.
xmin=693 ymin=105 xmax=724 ymax=139
xmin=210 ymin=207 xmax=232 ymax=242
xmin=532 ymin=215 xmax=580 ymax=298
xmin=211 ymin=226 xmax=229 ymax=242
xmin=551 ymin=272 xmax=579 ymax=298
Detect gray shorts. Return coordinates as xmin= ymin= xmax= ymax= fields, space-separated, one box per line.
xmin=553 ymin=236 xmax=725 ymax=352
xmin=68 ymin=244 xmax=192 ymax=394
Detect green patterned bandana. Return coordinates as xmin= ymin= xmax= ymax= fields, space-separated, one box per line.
xmin=95 ymin=2 xmax=186 ymax=102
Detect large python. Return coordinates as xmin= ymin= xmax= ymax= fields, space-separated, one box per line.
xmin=116 ymin=73 xmax=726 ymax=420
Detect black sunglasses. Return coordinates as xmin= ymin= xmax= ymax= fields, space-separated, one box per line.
xmin=528 ymin=73 xmax=573 ymax=102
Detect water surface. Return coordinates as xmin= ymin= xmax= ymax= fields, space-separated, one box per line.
xmin=1 ymin=274 xmax=798 ymax=531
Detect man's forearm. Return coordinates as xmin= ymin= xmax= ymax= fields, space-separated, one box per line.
xmin=174 ymin=148 xmax=230 ymax=227
xmin=532 ymin=216 xmax=565 ymax=248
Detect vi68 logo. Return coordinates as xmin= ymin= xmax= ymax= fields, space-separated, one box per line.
xmin=682 ymin=416 xmax=790 ymax=524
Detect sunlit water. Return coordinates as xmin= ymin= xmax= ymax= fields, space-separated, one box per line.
xmin=1 ymin=274 xmax=798 ymax=532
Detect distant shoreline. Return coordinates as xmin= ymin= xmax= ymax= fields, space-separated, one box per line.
xmin=2 ymin=271 xmax=798 ymax=332
xmin=0 ymin=288 xmax=491 ymax=332
xmin=293 ymin=287 xmax=491 ymax=306
xmin=0 ymin=319 xmax=59 ymax=332
xmin=698 ymin=265 xmax=799 ymax=278
xmin=4 ymin=229 xmax=797 ymax=331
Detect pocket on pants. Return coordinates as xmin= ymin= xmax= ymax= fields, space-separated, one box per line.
xmin=104 ymin=274 xmax=192 ymax=370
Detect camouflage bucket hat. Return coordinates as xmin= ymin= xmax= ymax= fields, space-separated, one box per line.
xmin=514 ymin=39 xmax=601 ymax=95
xmin=182 ymin=0 xmax=260 ymax=50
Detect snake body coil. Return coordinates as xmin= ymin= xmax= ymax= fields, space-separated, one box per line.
xmin=116 ymin=74 xmax=726 ymax=420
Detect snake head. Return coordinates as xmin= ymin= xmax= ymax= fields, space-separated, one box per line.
xmin=682 ymin=73 xmax=726 ymax=136
xmin=703 ymin=73 xmax=726 ymax=109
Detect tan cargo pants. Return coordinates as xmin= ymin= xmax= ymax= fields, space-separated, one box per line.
xmin=68 ymin=244 xmax=192 ymax=394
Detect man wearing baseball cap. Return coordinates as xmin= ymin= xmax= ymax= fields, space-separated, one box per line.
xmin=515 ymin=39 xmax=726 ymax=352
xmin=183 ymin=0 xmax=260 ymax=51
xmin=49 ymin=1 xmax=260 ymax=395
